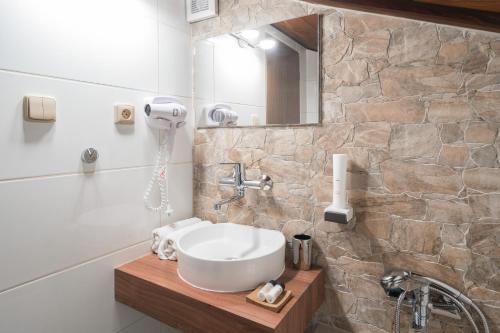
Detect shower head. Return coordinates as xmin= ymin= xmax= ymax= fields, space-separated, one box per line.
xmin=381 ymin=271 xmax=409 ymax=289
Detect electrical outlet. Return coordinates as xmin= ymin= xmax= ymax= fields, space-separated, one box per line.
xmin=114 ymin=104 xmax=135 ymax=124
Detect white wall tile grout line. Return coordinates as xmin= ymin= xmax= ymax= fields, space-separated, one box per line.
xmin=0 ymin=161 xmax=193 ymax=184
xmin=0 ymin=68 xmax=193 ymax=100
xmin=0 ymin=240 xmax=152 ymax=296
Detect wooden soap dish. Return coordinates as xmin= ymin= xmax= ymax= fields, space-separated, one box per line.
xmin=246 ymin=284 xmax=293 ymax=313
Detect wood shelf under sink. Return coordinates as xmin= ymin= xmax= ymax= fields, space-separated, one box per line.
xmin=115 ymin=254 xmax=325 ymax=333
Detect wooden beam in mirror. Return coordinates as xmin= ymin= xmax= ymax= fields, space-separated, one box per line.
xmin=193 ymin=14 xmax=321 ymax=128
xmin=272 ymin=15 xmax=319 ymax=51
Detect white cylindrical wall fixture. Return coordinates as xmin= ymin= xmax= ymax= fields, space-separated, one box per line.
xmin=332 ymin=154 xmax=347 ymax=209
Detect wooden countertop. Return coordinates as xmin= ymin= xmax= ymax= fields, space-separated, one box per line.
xmin=115 ymin=254 xmax=325 ymax=333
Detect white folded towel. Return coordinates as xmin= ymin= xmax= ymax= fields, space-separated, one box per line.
xmin=151 ymin=217 xmax=201 ymax=254
xmin=152 ymin=217 xmax=212 ymax=261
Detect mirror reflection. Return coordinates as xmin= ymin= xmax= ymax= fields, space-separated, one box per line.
xmin=194 ymin=14 xmax=321 ymax=128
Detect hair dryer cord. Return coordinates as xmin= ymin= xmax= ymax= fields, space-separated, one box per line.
xmin=144 ymin=143 xmax=168 ymax=212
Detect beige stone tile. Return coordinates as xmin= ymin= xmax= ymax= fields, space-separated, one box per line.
xmin=465 ymin=73 xmax=500 ymax=91
xmin=471 ymin=91 xmax=500 ymax=123
xmin=438 ymin=144 xmax=469 ymax=167
xmin=345 ymin=97 xmax=425 ymax=123
xmin=427 ymin=200 xmax=473 ymax=224
xmin=381 ymin=160 xmax=462 ymax=195
xmin=325 ymin=60 xmax=369 ymax=85
xmin=388 ymin=23 xmax=440 ymax=65
xmin=348 ymin=275 xmax=387 ymax=300
xmin=355 ymin=211 xmax=392 ymax=240
xmin=470 ymin=193 xmax=500 ymax=218
xmin=380 ymin=65 xmax=463 ymax=98
xmin=427 ymin=96 xmax=473 ymax=123
xmin=468 ymin=223 xmax=500 ymax=257
xmin=440 ymin=123 xmax=465 ymax=144
xmin=351 ymin=30 xmax=390 ymax=59
xmin=464 ymin=122 xmax=497 ymax=144
xmin=471 ymin=145 xmax=498 ymax=167
xmin=354 ymin=299 xmax=393 ymax=331
xmin=322 ymin=31 xmax=352 ymax=67
xmin=437 ymin=40 xmax=468 ymax=65
xmin=442 ymin=224 xmax=469 ymax=246
xmin=336 ymin=83 xmax=381 ymax=104
xmin=349 ymin=190 xmax=427 ymax=219
xmin=463 ymin=41 xmax=490 ymax=74
xmin=313 ymin=123 xmax=354 ymax=151
xmin=344 ymin=12 xmax=410 ymax=37
xmin=390 ymin=124 xmax=440 ymax=159
xmin=354 ymin=122 xmax=391 ymax=148
xmin=390 ymin=219 xmax=442 ymax=255
xmin=439 ymin=244 xmax=472 ymax=270
xmin=464 ymin=167 xmax=500 ymax=193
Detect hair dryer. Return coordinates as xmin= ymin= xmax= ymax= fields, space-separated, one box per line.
xmin=144 ymin=96 xmax=187 ymax=130
xmin=143 ymin=96 xmax=187 ymax=214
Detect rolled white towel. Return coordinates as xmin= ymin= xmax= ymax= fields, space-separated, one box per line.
xmin=151 ymin=217 xmax=201 ymax=254
xmin=157 ymin=220 xmax=212 ymax=260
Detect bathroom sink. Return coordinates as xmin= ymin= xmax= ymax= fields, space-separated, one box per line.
xmin=176 ymin=223 xmax=286 ymax=292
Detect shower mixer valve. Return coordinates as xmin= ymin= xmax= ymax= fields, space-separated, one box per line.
xmin=381 ymin=271 xmax=489 ymax=333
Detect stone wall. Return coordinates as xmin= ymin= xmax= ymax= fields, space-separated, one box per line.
xmin=192 ymin=1 xmax=500 ymax=332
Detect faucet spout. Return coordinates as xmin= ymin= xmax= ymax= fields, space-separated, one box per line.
xmin=214 ymin=194 xmax=243 ymax=210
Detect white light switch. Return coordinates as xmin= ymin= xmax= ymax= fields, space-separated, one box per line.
xmin=24 ymin=96 xmax=56 ymax=122
xmin=42 ymin=97 xmax=56 ymax=121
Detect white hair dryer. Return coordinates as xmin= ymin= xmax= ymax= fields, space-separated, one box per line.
xmin=205 ymin=103 xmax=238 ymax=126
xmin=143 ymin=96 xmax=187 ymax=215
xmin=144 ymin=96 xmax=187 ymax=129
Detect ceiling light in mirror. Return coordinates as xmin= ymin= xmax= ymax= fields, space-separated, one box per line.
xmin=257 ymin=38 xmax=277 ymax=50
xmin=240 ymin=29 xmax=260 ymax=42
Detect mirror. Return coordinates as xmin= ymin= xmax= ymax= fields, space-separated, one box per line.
xmin=194 ymin=14 xmax=321 ymax=128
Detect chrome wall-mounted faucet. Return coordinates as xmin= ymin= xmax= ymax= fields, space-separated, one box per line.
xmin=214 ymin=162 xmax=272 ymax=210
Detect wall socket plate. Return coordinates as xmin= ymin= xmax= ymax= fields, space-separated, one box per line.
xmin=114 ymin=104 xmax=135 ymax=124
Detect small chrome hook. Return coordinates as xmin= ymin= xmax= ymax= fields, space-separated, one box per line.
xmin=81 ymin=148 xmax=99 ymax=163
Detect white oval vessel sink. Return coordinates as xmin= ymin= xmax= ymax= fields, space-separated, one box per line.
xmin=176 ymin=223 xmax=285 ymax=292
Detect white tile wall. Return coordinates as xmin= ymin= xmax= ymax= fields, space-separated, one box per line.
xmin=158 ymin=0 xmax=190 ymax=33
xmin=163 ymin=162 xmax=194 ymax=225
xmin=194 ymin=37 xmax=267 ymax=126
xmin=0 ymin=167 xmax=158 ymax=292
xmin=0 ymin=0 xmax=158 ymax=91
xmin=0 ymin=0 xmax=193 ymax=332
xmin=159 ymin=23 xmax=193 ymax=98
xmin=194 ymin=41 xmax=215 ymax=101
xmin=213 ymin=39 xmax=266 ymax=107
xmin=0 ymin=242 xmax=150 ymax=333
